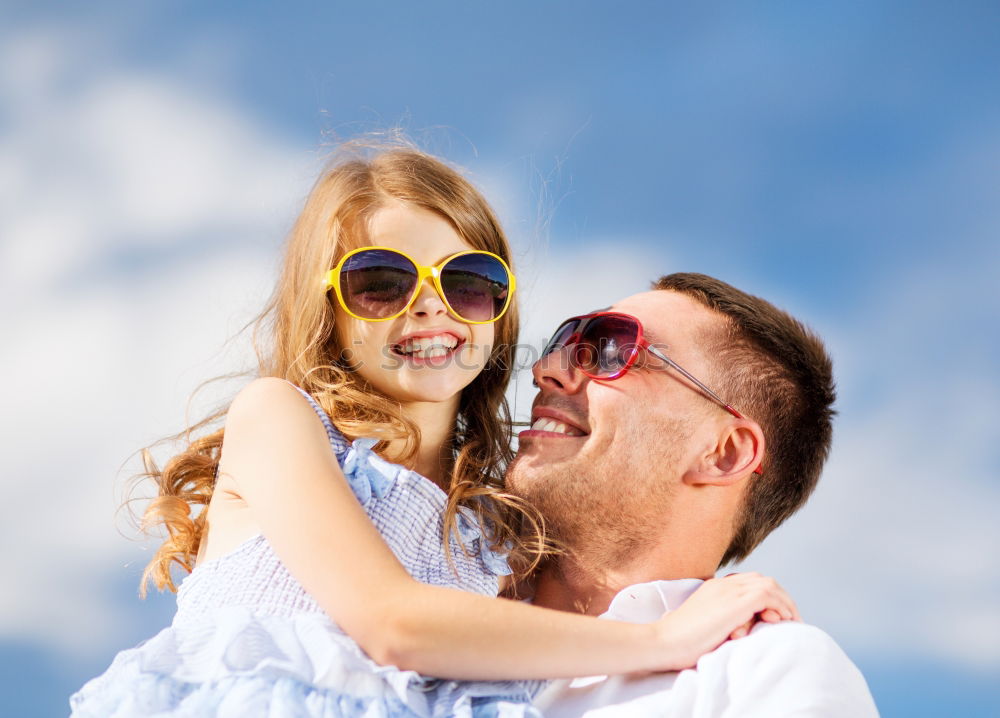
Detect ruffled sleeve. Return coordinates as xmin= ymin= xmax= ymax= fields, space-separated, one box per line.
xmin=455 ymin=506 xmax=513 ymax=577
xmin=339 ymin=438 xmax=399 ymax=507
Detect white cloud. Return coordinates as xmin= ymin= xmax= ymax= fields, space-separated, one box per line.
xmin=0 ymin=26 xmax=310 ymax=654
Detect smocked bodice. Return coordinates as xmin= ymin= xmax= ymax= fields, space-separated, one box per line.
xmin=175 ymin=436 xmax=510 ymax=626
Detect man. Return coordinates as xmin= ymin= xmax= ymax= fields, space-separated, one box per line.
xmin=508 ymin=273 xmax=878 ymax=717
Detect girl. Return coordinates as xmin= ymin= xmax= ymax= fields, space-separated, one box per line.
xmin=71 ymin=144 xmax=798 ymax=717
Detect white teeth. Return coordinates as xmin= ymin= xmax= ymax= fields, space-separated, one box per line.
xmin=530 ymin=418 xmax=581 ymax=436
xmin=397 ymin=334 xmax=460 ymax=357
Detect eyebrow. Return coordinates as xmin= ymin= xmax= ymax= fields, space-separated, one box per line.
xmin=641 ymin=325 xmax=669 ymax=348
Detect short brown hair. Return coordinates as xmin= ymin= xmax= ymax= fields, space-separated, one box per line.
xmin=653 ymin=273 xmax=836 ymax=566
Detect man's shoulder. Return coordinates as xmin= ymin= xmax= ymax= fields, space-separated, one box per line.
xmin=702 ymin=621 xmax=863 ymax=684
xmin=746 ymin=619 xmax=836 ymax=643
xmin=718 ymin=620 xmax=846 ymax=660
xmin=537 ymin=622 xmax=879 ymax=717
xmin=686 ymin=621 xmax=878 ymax=716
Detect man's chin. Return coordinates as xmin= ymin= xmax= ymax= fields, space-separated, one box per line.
xmin=506 ymin=449 xmax=576 ymax=500
xmin=515 ymin=432 xmax=588 ymax=463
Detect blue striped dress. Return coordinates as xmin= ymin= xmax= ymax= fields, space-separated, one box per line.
xmin=70 ymin=386 xmax=543 ymax=717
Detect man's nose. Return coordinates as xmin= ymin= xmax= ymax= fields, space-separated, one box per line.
xmin=409 ymin=281 xmax=448 ymax=318
xmin=532 ymin=346 xmax=588 ymax=394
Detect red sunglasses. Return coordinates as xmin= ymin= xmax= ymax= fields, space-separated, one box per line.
xmin=541 ymin=311 xmax=763 ymax=474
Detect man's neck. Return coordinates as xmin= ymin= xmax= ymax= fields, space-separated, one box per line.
xmin=531 ymin=563 xmax=617 ymax=616
xmin=530 ymin=550 xmax=718 ymax=615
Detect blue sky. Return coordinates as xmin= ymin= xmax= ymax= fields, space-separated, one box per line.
xmin=2 ymin=2 xmax=999 ymax=716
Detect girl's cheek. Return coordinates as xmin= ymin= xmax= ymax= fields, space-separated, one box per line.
xmin=473 ymin=325 xmax=496 ymax=356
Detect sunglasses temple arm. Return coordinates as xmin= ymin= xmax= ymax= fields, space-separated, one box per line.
xmin=645 ymin=343 xmax=760 ymax=473
xmin=645 ymin=345 xmax=743 ymax=419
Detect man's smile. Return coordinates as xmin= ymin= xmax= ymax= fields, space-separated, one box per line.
xmin=519 ymin=406 xmax=589 ymax=439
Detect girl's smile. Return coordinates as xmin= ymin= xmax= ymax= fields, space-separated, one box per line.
xmin=390 ymin=329 xmax=465 ymax=365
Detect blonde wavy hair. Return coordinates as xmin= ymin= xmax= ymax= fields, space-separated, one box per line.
xmin=139 ymin=142 xmax=548 ymax=595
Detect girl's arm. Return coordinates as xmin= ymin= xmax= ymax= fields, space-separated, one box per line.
xmin=221 ymin=378 xmax=798 ymax=681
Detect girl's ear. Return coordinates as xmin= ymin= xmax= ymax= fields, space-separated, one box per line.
xmin=683 ymin=419 xmax=765 ymax=487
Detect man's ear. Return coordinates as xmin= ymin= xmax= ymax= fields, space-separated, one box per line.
xmin=683 ymin=419 xmax=765 ymax=487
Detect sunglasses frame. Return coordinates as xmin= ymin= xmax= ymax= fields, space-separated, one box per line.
xmin=324 ymin=246 xmax=516 ymax=325
xmin=543 ymin=311 xmax=763 ymax=474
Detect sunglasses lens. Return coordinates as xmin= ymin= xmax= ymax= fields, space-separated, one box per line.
xmin=439 ymin=253 xmax=511 ymax=322
xmin=541 ymin=320 xmax=580 ymax=359
xmin=578 ymin=315 xmax=640 ymax=377
xmin=339 ymin=250 xmax=418 ymax=319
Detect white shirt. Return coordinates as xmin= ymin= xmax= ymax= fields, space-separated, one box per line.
xmin=534 ymin=579 xmax=879 ymax=717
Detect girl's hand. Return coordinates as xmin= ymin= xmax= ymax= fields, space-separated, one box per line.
xmin=652 ymin=572 xmax=801 ymax=670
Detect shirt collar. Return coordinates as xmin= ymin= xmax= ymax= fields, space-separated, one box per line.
xmin=599 ymin=579 xmax=705 ymax=623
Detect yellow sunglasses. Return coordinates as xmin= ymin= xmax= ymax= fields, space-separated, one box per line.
xmin=325 ymin=246 xmax=516 ymax=324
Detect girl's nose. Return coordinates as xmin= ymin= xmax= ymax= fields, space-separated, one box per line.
xmin=409 ymin=280 xmax=448 ymax=318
